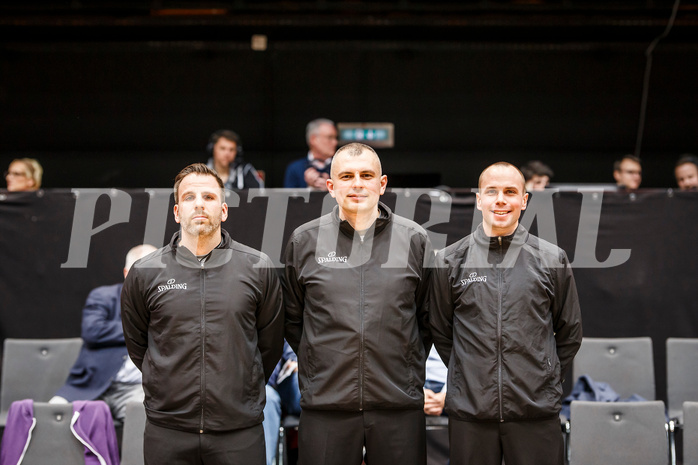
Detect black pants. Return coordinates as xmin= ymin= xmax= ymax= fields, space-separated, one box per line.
xmin=298 ymin=409 xmax=426 ymax=465
xmin=449 ymin=417 xmax=564 ymax=465
xmin=144 ymin=420 xmax=266 ymax=465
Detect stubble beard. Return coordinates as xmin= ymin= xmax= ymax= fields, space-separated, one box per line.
xmin=181 ymin=214 xmax=221 ymax=239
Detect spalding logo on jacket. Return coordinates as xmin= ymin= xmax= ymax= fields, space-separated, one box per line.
xmin=316 ymin=251 xmax=349 ymax=264
xmin=157 ymin=278 xmax=188 ymax=292
xmin=460 ymin=272 xmax=487 ymax=286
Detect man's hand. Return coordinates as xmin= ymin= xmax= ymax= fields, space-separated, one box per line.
xmin=424 ymin=388 xmax=446 ymax=416
xmin=283 ymin=360 xmax=298 ymax=374
xmin=304 ymin=167 xmax=330 ymax=191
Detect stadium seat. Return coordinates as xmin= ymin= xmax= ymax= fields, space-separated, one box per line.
xmin=568 ymin=400 xmax=668 ymax=465
xmin=572 ymin=337 xmax=655 ymax=401
xmin=0 ymin=338 xmax=82 ymax=426
xmin=121 ymin=400 xmax=146 ymax=465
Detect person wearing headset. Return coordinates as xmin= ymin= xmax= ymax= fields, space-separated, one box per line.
xmin=206 ymin=129 xmax=265 ymax=190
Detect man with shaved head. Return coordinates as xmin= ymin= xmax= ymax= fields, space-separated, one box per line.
xmin=430 ymin=162 xmax=582 ymax=465
xmin=283 ymin=143 xmax=433 ymax=464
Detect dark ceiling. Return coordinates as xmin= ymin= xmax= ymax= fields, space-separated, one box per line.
xmin=2 ymin=1 xmax=698 ymax=43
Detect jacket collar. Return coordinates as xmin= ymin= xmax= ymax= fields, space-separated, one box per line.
xmin=169 ymin=229 xmax=233 ymax=267
xmin=473 ymin=223 xmax=529 ymax=249
xmin=333 ymin=201 xmax=392 ymax=239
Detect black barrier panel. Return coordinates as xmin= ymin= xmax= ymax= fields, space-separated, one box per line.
xmin=1 ymin=188 xmax=697 ymax=402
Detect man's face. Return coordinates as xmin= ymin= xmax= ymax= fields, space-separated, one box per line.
xmin=477 ymin=165 xmax=528 ymax=237
xmin=525 ymin=175 xmax=549 ymax=192
xmin=5 ymin=161 xmax=35 ymax=192
xmin=675 ymin=163 xmax=698 ymax=191
xmin=614 ymin=159 xmax=642 ymax=190
xmin=327 ymin=151 xmax=387 ymax=221
xmin=174 ymin=174 xmax=228 ymax=239
xmin=212 ymin=137 xmax=238 ymax=168
xmin=309 ymin=123 xmax=338 ymax=161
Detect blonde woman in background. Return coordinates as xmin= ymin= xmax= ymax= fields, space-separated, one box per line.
xmin=5 ymin=158 xmax=42 ymax=192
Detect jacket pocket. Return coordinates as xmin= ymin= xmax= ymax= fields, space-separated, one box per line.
xmin=404 ymin=347 xmax=417 ymax=396
xmin=245 ymin=363 xmax=259 ymax=404
xmin=544 ymin=354 xmax=562 ymax=403
xmin=299 ymin=344 xmax=314 ymax=394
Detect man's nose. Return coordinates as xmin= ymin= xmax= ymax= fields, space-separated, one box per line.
xmin=351 ymin=174 xmax=363 ymax=188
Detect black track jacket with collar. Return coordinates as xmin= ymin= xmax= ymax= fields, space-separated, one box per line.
xmin=283 ymin=202 xmax=433 ymax=411
xmin=430 ymin=224 xmax=582 ymax=422
xmin=121 ymin=229 xmax=284 ymax=433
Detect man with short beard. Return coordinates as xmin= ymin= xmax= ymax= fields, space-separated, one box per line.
xmin=122 ymin=163 xmax=283 ymax=465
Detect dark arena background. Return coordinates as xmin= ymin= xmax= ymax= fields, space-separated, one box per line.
xmin=1 ymin=0 xmax=698 ymax=450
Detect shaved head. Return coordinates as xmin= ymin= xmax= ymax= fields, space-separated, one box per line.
xmin=479 ymin=162 xmax=526 ymax=193
xmin=331 ymin=143 xmax=382 ymax=179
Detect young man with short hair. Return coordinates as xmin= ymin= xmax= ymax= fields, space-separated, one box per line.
xmin=430 ymin=162 xmax=582 ymax=465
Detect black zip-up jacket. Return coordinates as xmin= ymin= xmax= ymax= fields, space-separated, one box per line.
xmin=430 ymin=224 xmax=582 ymax=422
xmin=121 ymin=230 xmax=284 ymax=433
xmin=283 ymin=203 xmax=432 ymax=411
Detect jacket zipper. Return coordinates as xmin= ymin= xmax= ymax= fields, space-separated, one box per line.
xmin=199 ymin=260 xmax=206 ymax=433
xmin=359 ymin=235 xmax=365 ymax=411
xmin=497 ymin=236 xmax=504 ymax=422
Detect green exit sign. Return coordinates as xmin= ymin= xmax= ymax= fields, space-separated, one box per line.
xmin=337 ymin=122 xmax=394 ymax=148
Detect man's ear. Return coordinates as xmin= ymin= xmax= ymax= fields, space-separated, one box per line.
xmin=327 ymin=178 xmax=336 ymax=198
xmin=521 ymin=192 xmax=529 ymax=211
xmin=173 ymin=204 xmax=180 ymax=224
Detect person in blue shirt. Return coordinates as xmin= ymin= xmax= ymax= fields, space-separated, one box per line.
xmin=262 ymin=341 xmax=301 ymax=465
xmin=283 ymin=119 xmax=337 ymax=190
xmin=51 ymin=244 xmax=157 ymax=422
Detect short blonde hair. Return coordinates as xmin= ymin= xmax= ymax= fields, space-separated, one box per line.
xmin=10 ymin=158 xmax=43 ymax=189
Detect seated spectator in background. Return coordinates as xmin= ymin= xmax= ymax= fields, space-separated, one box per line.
xmin=613 ymin=155 xmax=642 ymax=190
xmin=262 ymin=341 xmax=301 ymax=465
xmin=520 ymin=160 xmax=554 ymax=191
xmin=51 ymin=244 xmax=157 ymax=422
xmin=283 ymin=118 xmax=338 ymax=190
xmin=206 ymin=129 xmax=264 ymax=189
xmin=675 ymin=154 xmax=698 ymax=191
xmin=4 ymin=158 xmax=42 ymax=192
xmin=424 ymin=346 xmax=447 ymax=417
xmin=425 ymin=346 xmax=449 ymax=465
